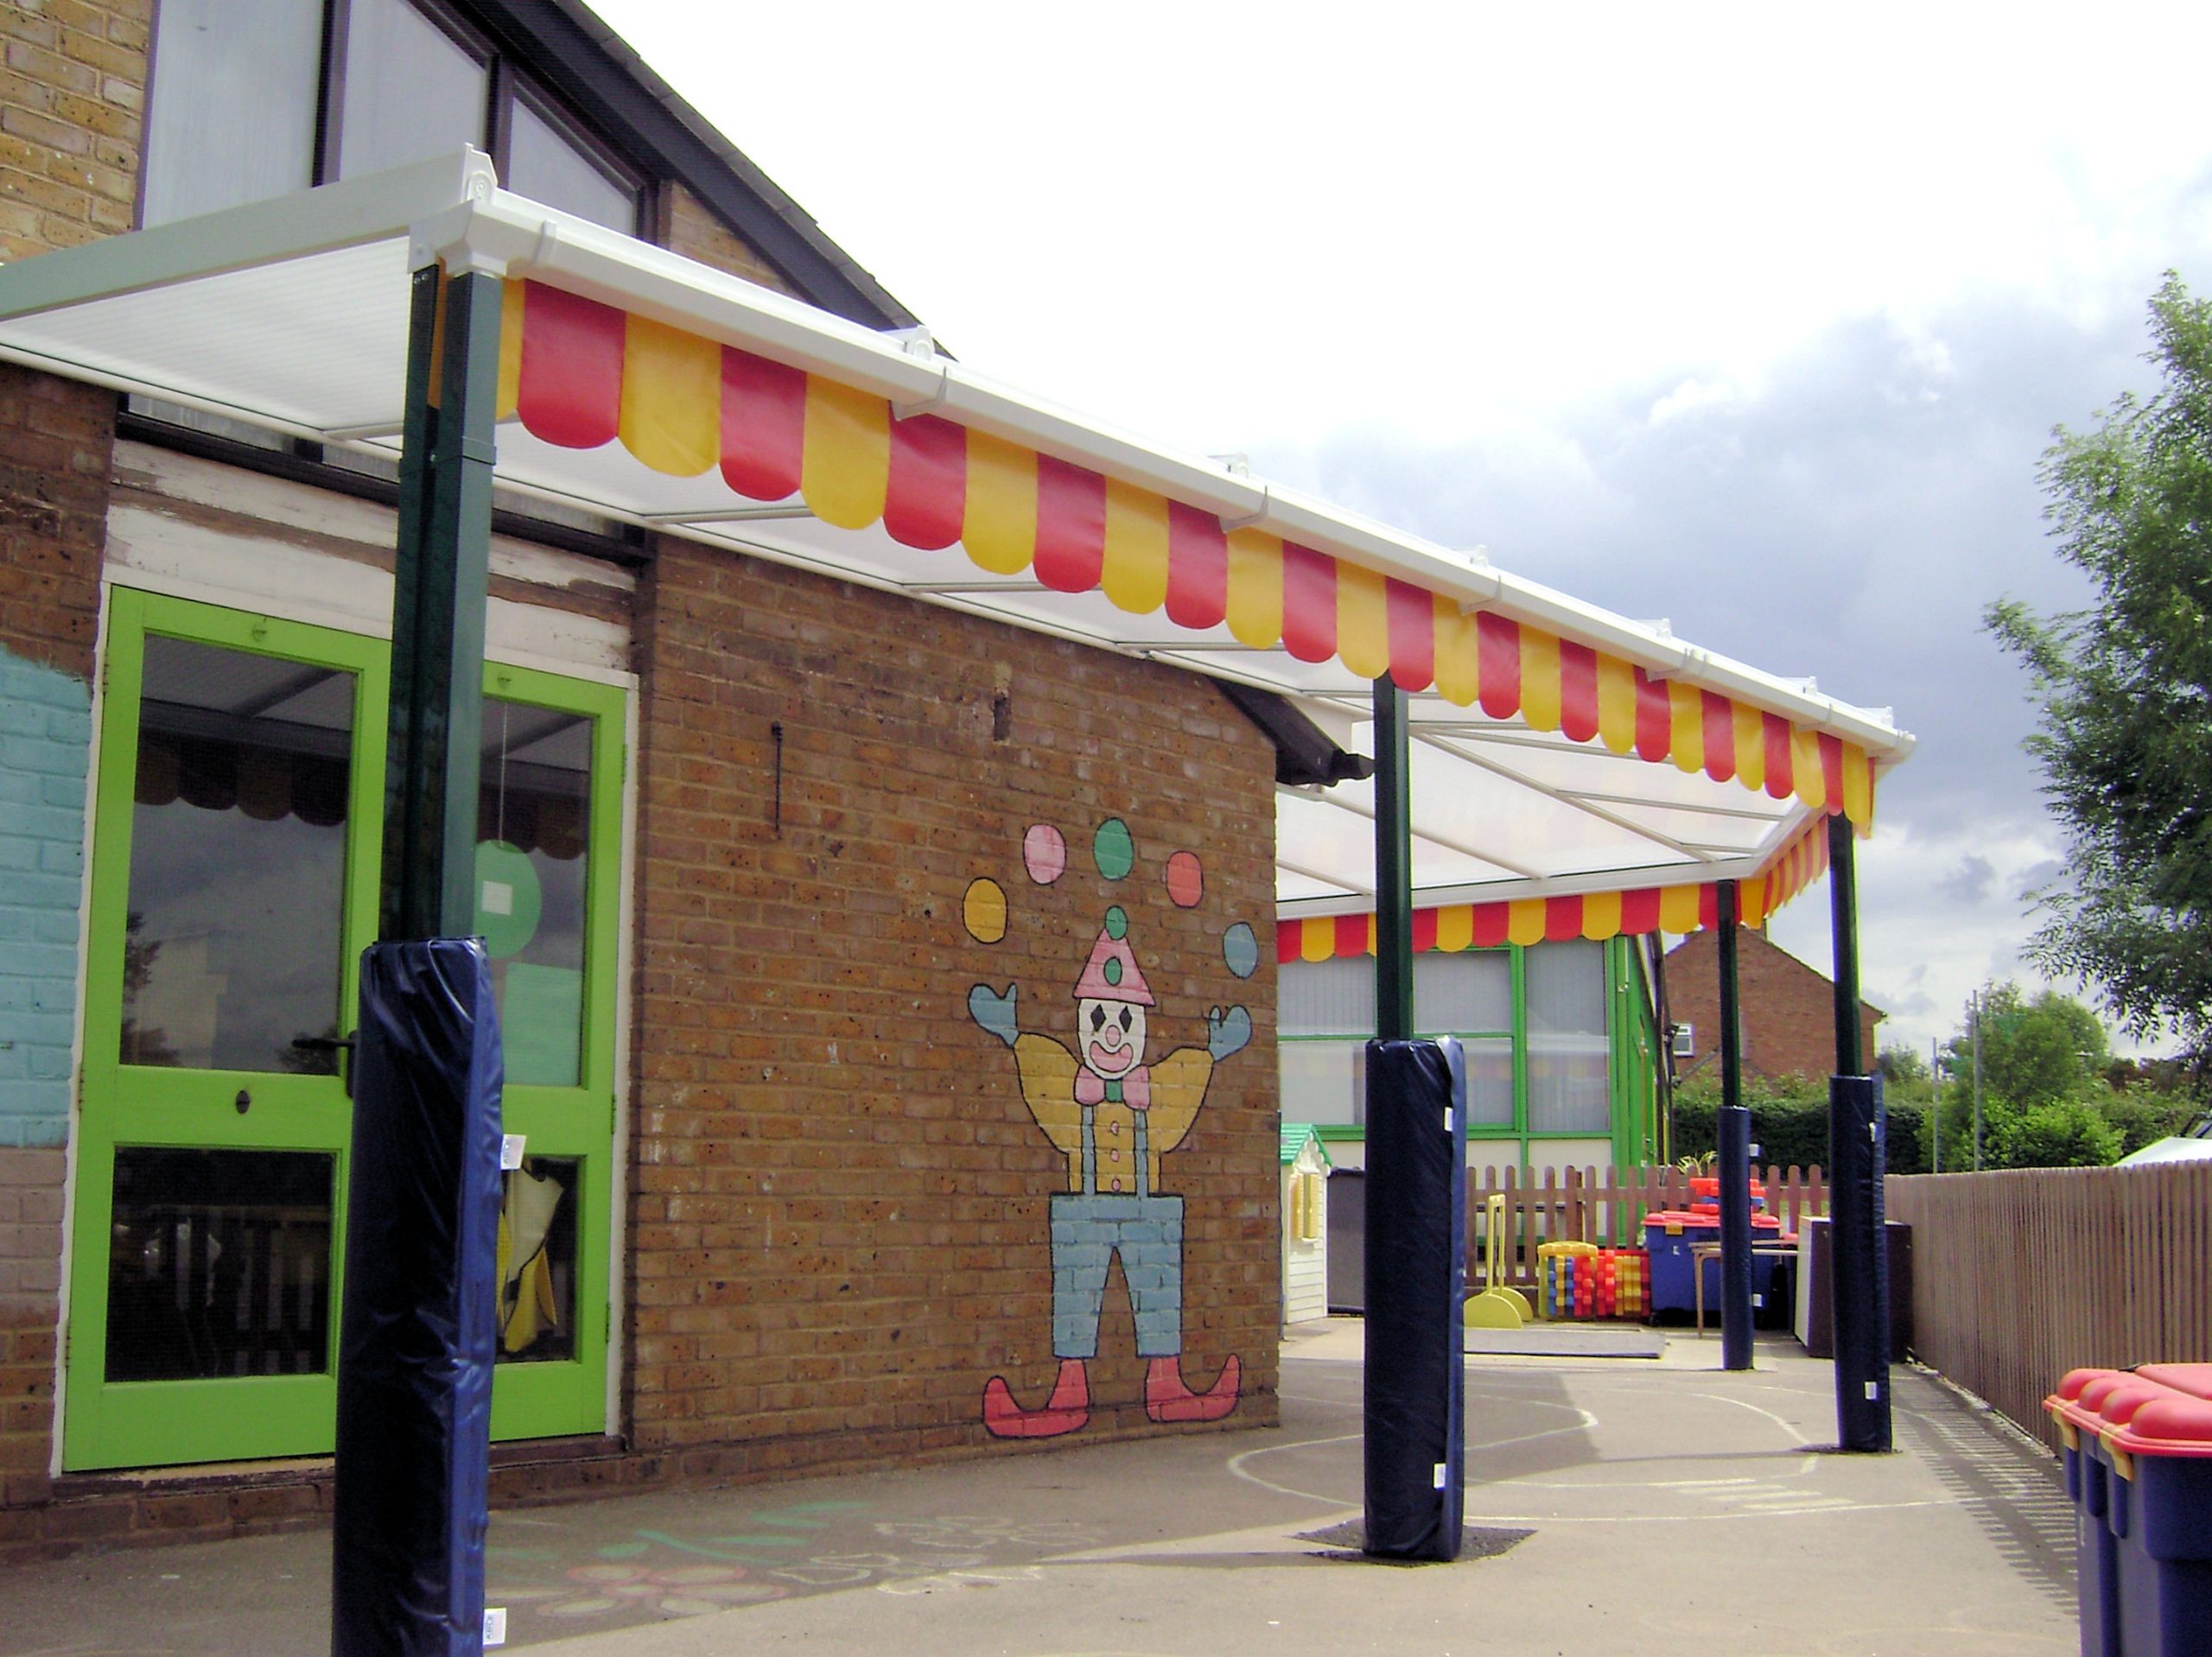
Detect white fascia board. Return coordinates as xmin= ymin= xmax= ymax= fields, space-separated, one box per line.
xmin=0 ymin=149 xmax=495 ymax=320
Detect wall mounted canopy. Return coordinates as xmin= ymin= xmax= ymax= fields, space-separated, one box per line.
xmin=0 ymin=150 xmax=1912 ymax=933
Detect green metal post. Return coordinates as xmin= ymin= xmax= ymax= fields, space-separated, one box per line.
xmin=1373 ymin=678 xmax=1413 ymax=1042
xmin=1827 ymin=811 xmax=1863 ymax=1076
xmin=381 ymin=263 xmax=502 ymax=941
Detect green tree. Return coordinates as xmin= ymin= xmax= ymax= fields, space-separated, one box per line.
xmin=1935 ymin=982 xmax=2120 ymax=1167
xmin=1988 ymin=274 xmax=2212 ymax=1068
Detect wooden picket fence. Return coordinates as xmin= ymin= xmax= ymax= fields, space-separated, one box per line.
xmin=1885 ymin=1162 xmax=2212 ymax=1448
xmin=1465 ymin=1163 xmax=1827 ymax=1290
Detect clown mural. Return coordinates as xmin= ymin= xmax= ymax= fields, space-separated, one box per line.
xmin=964 ymin=819 xmax=1258 ymax=1438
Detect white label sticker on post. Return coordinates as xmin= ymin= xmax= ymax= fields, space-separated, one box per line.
xmin=1443 ymin=1108 xmax=1454 ymax=1135
xmin=1865 ymin=1381 xmax=1880 ymax=1400
xmin=1752 ymin=1294 xmax=1764 ymax=1309
xmin=483 ymin=1608 xmax=507 ymax=1647
xmin=500 ymin=1134 xmax=526 ymax=1171
xmin=1432 ymin=1462 xmax=1447 ymax=1489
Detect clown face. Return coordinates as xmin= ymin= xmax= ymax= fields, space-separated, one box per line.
xmin=1078 ymin=996 xmax=1147 ymax=1079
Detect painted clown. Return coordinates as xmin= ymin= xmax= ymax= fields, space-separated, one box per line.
xmin=968 ymin=904 xmax=1250 ymax=1438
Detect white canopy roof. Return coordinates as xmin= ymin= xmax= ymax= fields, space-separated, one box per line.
xmin=0 ymin=150 xmax=1911 ymax=930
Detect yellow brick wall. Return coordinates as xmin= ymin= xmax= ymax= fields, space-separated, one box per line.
xmin=0 ymin=0 xmax=147 ymax=258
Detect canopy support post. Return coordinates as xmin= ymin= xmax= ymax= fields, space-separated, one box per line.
xmin=1827 ymin=811 xmax=1891 ymax=1451
xmin=333 ymin=261 xmax=504 ymax=1654
xmin=1715 ymin=880 xmax=1753 ymax=1370
xmin=1373 ymin=678 xmax=1413 ymax=1043
xmin=380 ymin=262 xmax=500 ymax=941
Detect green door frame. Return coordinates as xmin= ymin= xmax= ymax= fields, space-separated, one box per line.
xmin=65 ymin=591 xmax=625 ymax=1470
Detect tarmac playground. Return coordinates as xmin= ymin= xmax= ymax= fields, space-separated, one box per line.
xmin=0 ymin=1320 xmax=2078 ymax=1656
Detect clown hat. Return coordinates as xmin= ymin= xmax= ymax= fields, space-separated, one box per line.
xmin=1075 ymin=910 xmax=1154 ymax=1005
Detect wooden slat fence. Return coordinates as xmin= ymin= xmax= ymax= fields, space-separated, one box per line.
xmin=1885 ymin=1163 xmax=2212 ymax=1448
xmin=1466 ymin=1164 xmax=1827 ymax=1290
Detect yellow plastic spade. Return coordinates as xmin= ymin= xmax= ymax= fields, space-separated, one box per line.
xmin=1465 ymin=1192 xmax=1532 ymax=1328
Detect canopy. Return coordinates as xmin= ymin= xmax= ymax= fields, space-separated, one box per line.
xmin=0 ymin=150 xmax=1912 ymax=936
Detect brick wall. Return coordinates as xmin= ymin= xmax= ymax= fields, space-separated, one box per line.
xmin=626 ymin=540 xmax=1281 ymax=1474
xmin=663 ymin=182 xmax=797 ymax=297
xmin=0 ymin=346 xmax=113 ymax=1511
xmin=0 ymin=0 xmax=146 ymax=260
xmin=1664 ymin=926 xmax=1884 ymax=1082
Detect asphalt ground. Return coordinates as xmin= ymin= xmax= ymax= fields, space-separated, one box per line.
xmin=0 ymin=1323 xmax=2079 ymax=1656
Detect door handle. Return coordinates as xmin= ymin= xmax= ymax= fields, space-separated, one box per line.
xmin=291 ymin=1034 xmax=359 ymax=1098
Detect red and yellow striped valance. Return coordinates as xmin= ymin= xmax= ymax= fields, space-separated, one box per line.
xmin=491 ymin=277 xmax=1876 ymax=825
xmin=1275 ymin=814 xmax=1833 ymax=962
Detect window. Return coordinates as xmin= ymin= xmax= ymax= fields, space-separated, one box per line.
xmin=142 ymin=0 xmax=647 ymax=233
xmin=1525 ymin=940 xmax=1611 ymax=1133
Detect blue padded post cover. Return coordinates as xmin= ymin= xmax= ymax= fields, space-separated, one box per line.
xmin=1828 ymin=1073 xmax=1892 ymax=1452
xmin=332 ymin=939 xmax=504 ymax=1656
xmin=1363 ymin=1038 xmax=1468 ymax=1560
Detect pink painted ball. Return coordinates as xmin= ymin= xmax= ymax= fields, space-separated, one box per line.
xmin=1023 ymin=822 xmax=1067 ymax=885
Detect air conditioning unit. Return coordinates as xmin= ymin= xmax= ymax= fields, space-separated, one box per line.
xmin=1670 ymin=1023 xmax=1695 ymax=1059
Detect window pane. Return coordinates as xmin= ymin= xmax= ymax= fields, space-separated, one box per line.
xmin=124 ymin=638 xmax=354 ymax=1074
xmin=1525 ymin=941 xmax=1611 ymax=1133
xmin=142 ymin=0 xmax=321 ymax=224
xmin=1524 ymin=940 xmax=1606 ymax=1037
xmin=106 ymin=1148 xmax=334 ymax=1380
xmin=1414 ymin=950 xmax=1511 ymax=1035
xmin=477 ymin=700 xmax=592 ymax=1087
xmin=508 ymin=98 xmax=639 ymax=233
xmin=1281 ymin=1039 xmax=1363 ymax=1127
xmin=497 ymin=1157 xmax=578 ymax=1364
xmin=339 ymin=0 xmax=488 ymax=179
xmin=1280 ymin=957 xmax=1374 ymax=1038
xmin=1465 ymin=1035 xmax=1516 ymax=1126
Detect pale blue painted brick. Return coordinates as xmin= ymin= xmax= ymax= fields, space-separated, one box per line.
xmin=0 ymin=733 xmax=86 ymax=775
xmin=7 ymin=873 xmax=78 ymax=911
xmin=0 ymin=800 xmax=80 ymax=841
xmin=5 ymin=944 xmax=76 ymax=980
xmin=0 ymin=650 xmax=90 ymax=1145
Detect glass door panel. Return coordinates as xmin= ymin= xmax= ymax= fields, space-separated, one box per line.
xmin=66 ymin=597 xmax=622 ymax=1469
xmin=67 ymin=592 xmax=386 ymax=1470
xmin=478 ymin=666 xmax=620 ymax=1440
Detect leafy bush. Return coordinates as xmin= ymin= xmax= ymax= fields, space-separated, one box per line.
xmin=1664 ymin=1076 xmax=1929 ymax=1175
xmin=2002 ymin=1100 xmax=2122 ymax=1167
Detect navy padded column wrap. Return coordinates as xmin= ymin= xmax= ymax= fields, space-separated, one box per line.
xmin=332 ymin=939 xmax=504 ymax=1656
xmin=1363 ymin=1038 xmax=1468 ymax=1560
xmin=1828 ymin=1073 xmax=1892 ymax=1452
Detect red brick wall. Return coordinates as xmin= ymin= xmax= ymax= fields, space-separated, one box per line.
xmin=1664 ymin=927 xmax=1883 ymax=1082
xmin=0 ymin=359 xmax=114 ymax=1508
xmin=626 ymin=539 xmax=1281 ymax=1472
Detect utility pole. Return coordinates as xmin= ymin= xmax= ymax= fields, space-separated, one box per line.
xmin=1971 ymin=989 xmax=1985 ymax=1171
xmin=1930 ymin=1036 xmax=1942 ymax=1173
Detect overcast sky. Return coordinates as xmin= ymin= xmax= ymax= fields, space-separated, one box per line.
xmin=597 ymin=0 xmax=2212 ymax=1059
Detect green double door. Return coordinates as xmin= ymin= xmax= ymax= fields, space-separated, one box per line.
xmin=65 ymin=589 xmax=625 ymax=1470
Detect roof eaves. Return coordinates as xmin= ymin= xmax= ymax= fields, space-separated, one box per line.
xmin=480 ymin=0 xmax=923 ymax=333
